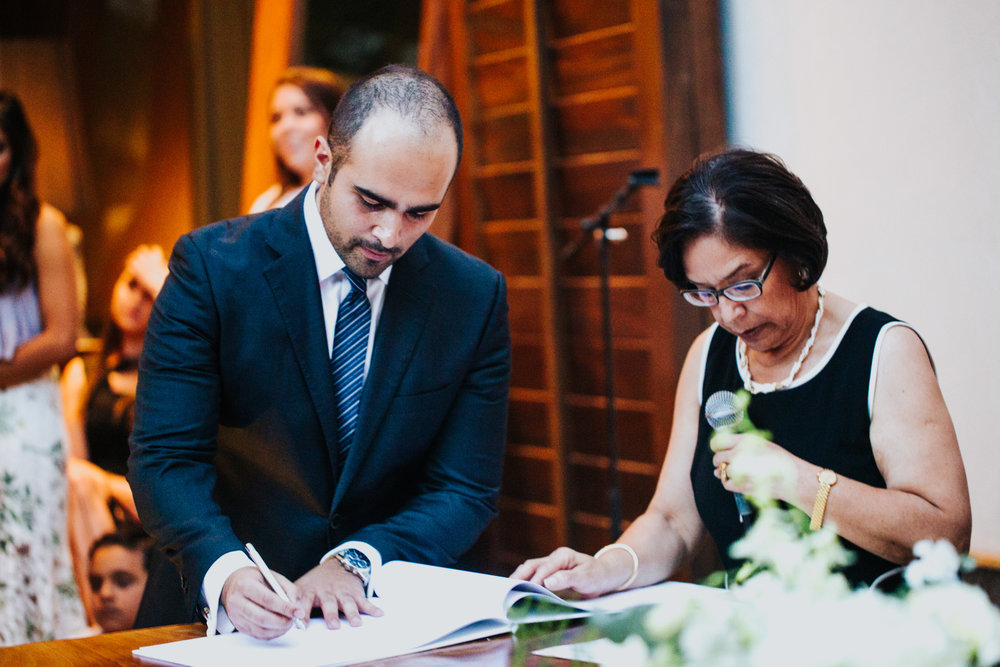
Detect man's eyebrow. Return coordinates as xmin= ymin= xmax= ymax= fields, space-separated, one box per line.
xmin=355 ymin=186 xmax=397 ymax=210
xmin=355 ymin=185 xmax=442 ymax=215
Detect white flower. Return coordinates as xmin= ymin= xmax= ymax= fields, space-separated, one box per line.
xmin=595 ymin=395 xmax=1000 ymax=667
xmin=644 ymin=597 xmax=695 ymax=640
xmin=906 ymin=583 xmax=1000 ymax=666
xmin=905 ymin=539 xmax=962 ymax=588
xmin=728 ymin=438 xmax=797 ymax=504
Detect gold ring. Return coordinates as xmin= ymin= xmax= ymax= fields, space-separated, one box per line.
xmin=718 ymin=462 xmax=729 ymax=483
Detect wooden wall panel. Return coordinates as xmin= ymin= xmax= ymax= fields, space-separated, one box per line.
xmin=476 ymin=174 xmax=536 ymax=220
xmin=476 ymin=114 xmax=533 ymax=163
xmin=562 ymin=284 xmax=650 ymax=339
xmin=553 ymin=96 xmax=641 ymax=156
xmin=566 ymin=345 xmax=651 ymax=400
xmin=556 ymin=161 xmax=643 ymax=218
xmin=510 ymin=343 xmax=549 ymax=390
xmin=468 ymin=0 xmax=524 ymax=55
xmin=548 ymin=0 xmax=631 ymax=37
xmin=569 ymin=465 xmax=658 ymax=522
xmin=473 ymin=59 xmax=530 ymax=107
xmin=481 ymin=229 xmax=540 ymax=275
xmin=551 ymin=32 xmax=636 ymax=97
xmin=560 ymin=217 xmax=648 ymax=277
xmin=502 ymin=454 xmax=555 ymax=505
xmin=566 ymin=406 xmax=658 ymax=462
xmin=506 ymin=400 xmax=549 ymax=446
xmin=453 ymin=0 xmax=724 ymax=574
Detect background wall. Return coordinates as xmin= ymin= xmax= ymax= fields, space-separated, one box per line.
xmin=722 ymin=0 xmax=1000 ymax=558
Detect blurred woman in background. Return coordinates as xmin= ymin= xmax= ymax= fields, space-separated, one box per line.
xmin=0 ymin=90 xmax=87 ymax=644
xmin=62 ymin=244 xmax=167 ymax=622
xmin=248 ymin=66 xmax=347 ymax=213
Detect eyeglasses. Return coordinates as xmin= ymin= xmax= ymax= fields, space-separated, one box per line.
xmin=680 ymin=254 xmax=776 ymax=307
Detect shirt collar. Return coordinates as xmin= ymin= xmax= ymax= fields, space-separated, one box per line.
xmin=303 ymin=180 xmax=392 ymax=285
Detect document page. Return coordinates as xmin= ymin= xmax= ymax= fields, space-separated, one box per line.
xmin=133 ymin=562 xmax=722 ymax=666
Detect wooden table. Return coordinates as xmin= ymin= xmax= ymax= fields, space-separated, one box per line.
xmin=0 ymin=623 xmax=591 ymax=666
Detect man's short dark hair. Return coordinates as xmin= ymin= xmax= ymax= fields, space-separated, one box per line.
xmin=89 ymin=527 xmax=156 ymax=573
xmin=325 ymin=64 xmax=463 ymax=179
xmin=652 ymin=148 xmax=828 ymax=291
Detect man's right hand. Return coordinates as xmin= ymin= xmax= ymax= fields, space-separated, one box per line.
xmin=220 ymin=566 xmax=307 ymax=639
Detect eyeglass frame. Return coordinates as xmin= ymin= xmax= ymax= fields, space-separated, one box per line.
xmin=680 ymin=253 xmax=777 ymax=307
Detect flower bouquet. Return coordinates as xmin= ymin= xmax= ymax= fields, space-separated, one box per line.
xmin=592 ymin=391 xmax=1000 ymax=667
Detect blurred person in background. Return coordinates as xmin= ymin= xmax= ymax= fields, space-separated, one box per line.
xmin=62 ymin=244 xmax=168 ymax=622
xmin=248 ymin=66 xmax=347 ymax=213
xmin=87 ymin=527 xmax=154 ymax=634
xmin=0 ymin=90 xmax=87 ymax=644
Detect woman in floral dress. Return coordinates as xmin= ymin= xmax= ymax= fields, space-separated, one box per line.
xmin=0 ymin=91 xmax=87 ymax=644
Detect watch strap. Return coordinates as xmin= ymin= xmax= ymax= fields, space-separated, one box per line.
xmin=810 ymin=469 xmax=837 ymax=530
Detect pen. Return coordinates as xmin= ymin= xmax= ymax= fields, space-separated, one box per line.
xmin=245 ymin=542 xmax=307 ymax=631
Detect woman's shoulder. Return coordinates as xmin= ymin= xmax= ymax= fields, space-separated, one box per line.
xmin=248 ymin=184 xmax=290 ymax=214
xmin=36 ymin=202 xmax=68 ymax=234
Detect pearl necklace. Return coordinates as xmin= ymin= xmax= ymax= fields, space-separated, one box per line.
xmin=736 ymin=283 xmax=825 ymax=394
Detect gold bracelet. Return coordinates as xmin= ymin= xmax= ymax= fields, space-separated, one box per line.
xmin=594 ymin=543 xmax=639 ymax=590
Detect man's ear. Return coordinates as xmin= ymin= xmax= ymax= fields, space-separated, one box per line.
xmin=313 ymin=136 xmax=332 ymax=184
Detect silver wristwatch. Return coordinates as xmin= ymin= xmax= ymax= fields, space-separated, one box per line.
xmin=332 ymin=548 xmax=372 ymax=588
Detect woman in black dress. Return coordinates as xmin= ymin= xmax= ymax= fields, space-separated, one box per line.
xmin=514 ymin=149 xmax=971 ymax=593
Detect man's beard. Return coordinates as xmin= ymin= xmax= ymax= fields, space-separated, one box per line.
xmin=342 ymin=237 xmax=402 ymax=276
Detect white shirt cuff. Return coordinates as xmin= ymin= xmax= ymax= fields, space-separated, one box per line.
xmin=201 ymin=550 xmax=254 ymax=636
xmin=320 ymin=541 xmax=382 ymax=597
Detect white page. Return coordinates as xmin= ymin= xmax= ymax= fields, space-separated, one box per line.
xmin=133 ymin=564 xmax=727 ymax=666
xmin=134 ymin=562 xmax=560 ymax=666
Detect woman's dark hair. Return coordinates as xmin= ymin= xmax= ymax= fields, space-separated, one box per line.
xmin=652 ymin=148 xmax=828 ymax=291
xmin=271 ymin=66 xmax=347 ymax=189
xmin=0 ymin=91 xmax=41 ymax=290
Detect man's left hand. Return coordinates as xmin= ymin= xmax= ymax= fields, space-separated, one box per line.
xmin=295 ymin=559 xmax=384 ymax=628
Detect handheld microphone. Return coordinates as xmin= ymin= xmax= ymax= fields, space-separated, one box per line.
xmin=705 ymin=390 xmax=754 ymax=524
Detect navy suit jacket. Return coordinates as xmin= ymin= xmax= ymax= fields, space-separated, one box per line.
xmin=128 ymin=190 xmax=511 ymax=618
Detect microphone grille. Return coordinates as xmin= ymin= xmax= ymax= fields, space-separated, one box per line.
xmin=705 ymin=390 xmax=743 ymax=429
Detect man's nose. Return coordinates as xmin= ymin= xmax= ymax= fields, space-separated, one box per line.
xmin=372 ymin=214 xmax=402 ymax=248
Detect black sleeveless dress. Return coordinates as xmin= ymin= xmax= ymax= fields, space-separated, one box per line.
xmin=692 ymin=306 xmax=905 ymax=586
xmin=85 ymin=358 xmax=138 ymax=477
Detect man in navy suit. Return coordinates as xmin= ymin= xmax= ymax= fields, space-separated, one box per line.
xmin=128 ymin=65 xmax=511 ymax=639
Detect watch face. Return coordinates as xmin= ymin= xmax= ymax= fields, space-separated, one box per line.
xmin=819 ymin=469 xmax=838 ymax=485
xmin=342 ymin=548 xmax=371 ymax=570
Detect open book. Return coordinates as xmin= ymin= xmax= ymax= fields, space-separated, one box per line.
xmin=134 ymin=560 xmax=723 ymax=666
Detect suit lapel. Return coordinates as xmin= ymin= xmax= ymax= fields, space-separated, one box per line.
xmin=333 ymin=236 xmax=434 ymax=504
xmin=261 ymin=195 xmax=341 ymax=468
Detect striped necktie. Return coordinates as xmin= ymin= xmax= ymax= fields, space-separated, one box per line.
xmin=331 ymin=267 xmax=370 ymax=460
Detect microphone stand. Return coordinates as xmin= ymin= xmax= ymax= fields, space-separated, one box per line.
xmin=562 ymin=169 xmax=659 ymax=540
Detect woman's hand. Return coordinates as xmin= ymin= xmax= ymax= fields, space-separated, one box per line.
xmin=511 ymin=546 xmax=629 ymax=598
xmin=710 ymin=431 xmax=801 ymax=504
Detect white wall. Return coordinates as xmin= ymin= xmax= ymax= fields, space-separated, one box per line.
xmin=721 ymin=0 xmax=1000 ymax=557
